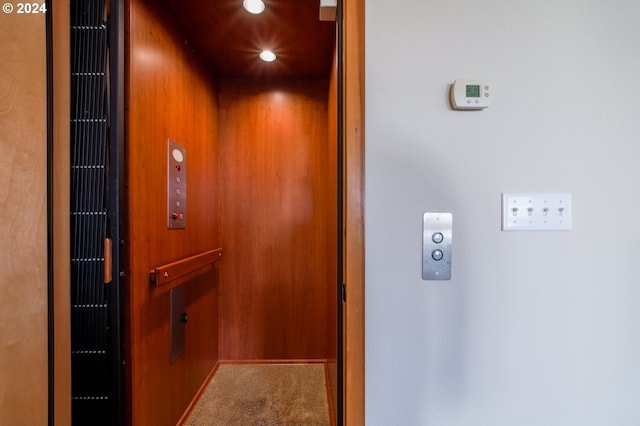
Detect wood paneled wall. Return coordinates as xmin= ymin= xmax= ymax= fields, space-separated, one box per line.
xmin=127 ymin=1 xmax=220 ymax=424
xmin=218 ymin=78 xmax=334 ymax=360
xmin=0 ymin=11 xmax=49 ymax=426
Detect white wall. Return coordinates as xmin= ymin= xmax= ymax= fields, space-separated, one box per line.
xmin=365 ymin=1 xmax=640 ymax=425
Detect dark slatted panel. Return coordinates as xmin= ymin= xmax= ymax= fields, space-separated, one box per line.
xmin=70 ymin=1 xmax=113 ymax=424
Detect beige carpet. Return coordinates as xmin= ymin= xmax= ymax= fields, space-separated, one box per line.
xmin=184 ymin=363 xmax=331 ymax=426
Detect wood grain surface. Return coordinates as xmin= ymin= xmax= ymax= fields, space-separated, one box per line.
xmin=217 ymin=77 xmax=334 ymax=360
xmin=344 ymin=0 xmax=366 ymax=423
xmin=127 ymin=1 xmax=220 ymax=424
xmin=0 ymin=10 xmax=48 ymax=426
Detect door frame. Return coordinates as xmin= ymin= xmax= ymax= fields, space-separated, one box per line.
xmin=343 ymin=0 xmax=365 ymax=424
xmin=50 ymin=0 xmax=366 ymax=423
xmin=51 ymin=1 xmax=72 ymax=424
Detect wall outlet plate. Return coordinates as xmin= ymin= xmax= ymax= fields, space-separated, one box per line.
xmin=502 ymin=193 xmax=572 ymax=231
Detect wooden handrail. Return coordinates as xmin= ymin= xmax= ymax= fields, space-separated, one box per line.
xmin=150 ymin=248 xmax=223 ymax=288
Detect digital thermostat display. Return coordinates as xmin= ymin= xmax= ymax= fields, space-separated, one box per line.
xmin=466 ymin=85 xmax=480 ymax=98
xmin=450 ymin=79 xmax=491 ymax=110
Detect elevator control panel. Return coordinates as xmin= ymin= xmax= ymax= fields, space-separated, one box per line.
xmin=422 ymin=212 xmax=452 ymax=280
xmin=168 ymin=139 xmax=186 ymax=229
xmin=450 ymin=79 xmax=491 ymax=110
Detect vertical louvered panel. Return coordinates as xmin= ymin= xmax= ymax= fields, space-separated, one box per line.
xmin=70 ymin=1 xmax=113 ymax=424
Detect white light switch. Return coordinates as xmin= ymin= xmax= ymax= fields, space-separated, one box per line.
xmin=502 ymin=193 xmax=572 ymax=231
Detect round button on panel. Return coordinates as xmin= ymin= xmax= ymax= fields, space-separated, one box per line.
xmin=432 ymin=232 xmax=444 ymax=244
xmin=431 ymin=249 xmax=444 ymax=261
xmin=172 ymin=148 xmax=184 ymax=163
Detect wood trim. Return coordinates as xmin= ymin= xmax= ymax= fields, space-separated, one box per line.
xmin=325 ymin=361 xmax=338 ymax=426
xmin=53 ymin=1 xmax=72 ymax=423
xmin=150 ymin=248 xmax=223 ymax=288
xmin=344 ymin=0 xmax=365 ymax=424
xmin=219 ymin=359 xmax=329 ymax=365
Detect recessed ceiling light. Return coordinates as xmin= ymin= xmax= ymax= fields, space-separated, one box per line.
xmin=259 ymin=50 xmax=276 ymax=62
xmin=243 ymin=0 xmax=265 ymax=14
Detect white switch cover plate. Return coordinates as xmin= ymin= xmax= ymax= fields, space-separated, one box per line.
xmin=502 ymin=193 xmax=572 ymax=231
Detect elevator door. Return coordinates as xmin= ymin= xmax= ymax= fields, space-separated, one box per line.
xmin=69 ymin=0 xmax=124 ymax=424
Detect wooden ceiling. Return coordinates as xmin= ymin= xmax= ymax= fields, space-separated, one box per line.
xmin=165 ymin=0 xmax=336 ymax=78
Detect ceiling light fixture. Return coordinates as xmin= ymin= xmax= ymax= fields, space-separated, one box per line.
xmin=259 ymin=50 xmax=276 ymax=62
xmin=243 ymin=0 xmax=265 ymax=14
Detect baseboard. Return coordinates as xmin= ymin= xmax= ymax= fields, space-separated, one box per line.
xmin=176 ymin=360 xmax=220 ymax=426
xmin=324 ymin=361 xmax=338 ymax=426
xmin=219 ymin=358 xmax=328 ymax=365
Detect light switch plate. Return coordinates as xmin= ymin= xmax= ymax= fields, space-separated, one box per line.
xmin=502 ymin=193 xmax=572 ymax=231
xmin=422 ymin=212 xmax=452 ymax=280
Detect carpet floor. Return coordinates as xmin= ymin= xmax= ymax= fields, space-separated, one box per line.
xmin=183 ymin=363 xmax=331 ymax=426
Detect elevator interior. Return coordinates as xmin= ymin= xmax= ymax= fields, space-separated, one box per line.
xmin=124 ymin=0 xmax=339 ymax=424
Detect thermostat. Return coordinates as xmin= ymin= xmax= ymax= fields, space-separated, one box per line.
xmin=450 ymin=79 xmax=491 ymax=110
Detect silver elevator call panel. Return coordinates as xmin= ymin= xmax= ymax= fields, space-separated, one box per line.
xmin=422 ymin=212 xmax=452 ymax=280
xmin=168 ymin=139 xmax=186 ymax=229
